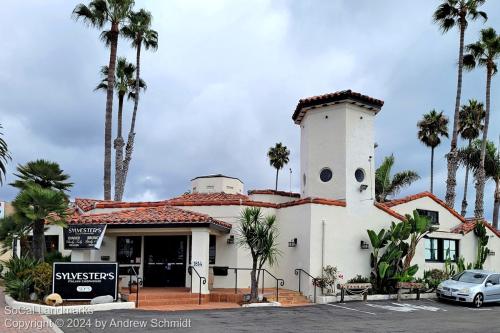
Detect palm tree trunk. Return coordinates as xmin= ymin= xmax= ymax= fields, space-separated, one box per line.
xmin=474 ymin=67 xmax=492 ymax=218
xmin=103 ymin=23 xmax=119 ymax=200
xmin=32 ymin=219 xmax=45 ymax=262
xmin=493 ymin=180 xmax=499 ymax=229
xmin=119 ymin=39 xmax=142 ymax=200
xmin=275 ymin=168 xmax=279 ymax=191
xmin=461 ymin=139 xmax=472 ymax=216
xmin=250 ymin=258 xmax=259 ymax=302
xmin=445 ymin=22 xmax=466 ymax=208
xmin=430 ymin=147 xmax=435 ymax=193
xmin=114 ymin=93 xmax=125 ymax=201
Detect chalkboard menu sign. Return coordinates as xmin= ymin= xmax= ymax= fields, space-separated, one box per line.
xmin=64 ymin=224 xmax=107 ymax=249
xmin=53 ymin=262 xmax=118 ymax=300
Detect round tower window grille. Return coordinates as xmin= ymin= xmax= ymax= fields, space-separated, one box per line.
xmin=355 ymin=168 xmax=365 ymax=182
xmin=319 ymin=168 xmax=333 ymax=182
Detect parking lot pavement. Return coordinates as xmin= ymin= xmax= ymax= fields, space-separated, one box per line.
xmin=49 ymin=299 xmax=500 ymax=333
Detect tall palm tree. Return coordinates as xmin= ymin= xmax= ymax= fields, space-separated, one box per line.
xmin=95 ymin=57 xmax=146 ymax=200
xmin=458 ymin=140 xmax=500 ymax=228
xmin=463 ymin=27 xmax=500 ymax=218
xmin=417 ymin=110 xmax=449 ymax=193
xmin=433 ymin=0 xmax=487 ymax=208
xmin=118 ymin=9 xmax=158 ymax=201
xmin=73 ymin=0 xmax=135 ymax=200
xmin=375 ymin=155 xmax=420 ymax=202
xmin=458 ymin=99 xmax=485 ymax=215
xmin=267 ymin=142 xmax=290 ymax=191
xmin=0 ymin=123 xmax=11 ymax=185
xmin=10 ymin=160 xmax=72 ymax=262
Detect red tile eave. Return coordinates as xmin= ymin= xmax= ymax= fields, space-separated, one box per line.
xmin=374 ymin=202 xmax=405 ymax=221
xmin=384 ymin=191 xmax=466 ymax=223
xmin=452 ymin=219 xmax=500 ymax=238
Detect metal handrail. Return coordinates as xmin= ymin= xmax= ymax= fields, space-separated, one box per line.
xmin=188 ymin=266 xmax=207 ymax=305
xmin=228 ymin=267 xmax=285 ymax=302
xmin=294 ymin=268 xmax=317 ymax=303
xmin=128 ymin=265 xmax=143 ymax=308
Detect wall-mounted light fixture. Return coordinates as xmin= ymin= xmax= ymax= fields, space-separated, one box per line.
xmin=360 ymin=240 xmax=369 ymax=250
xmin=227 ymin=235 xmax=235 ymax=244
xmin=488 ymin=251 xmax=495 ymax=256
xmin=359 ymin=184 xmax=368 ymax=192
xmin=288 ymin=238 xmax=297 ymax=248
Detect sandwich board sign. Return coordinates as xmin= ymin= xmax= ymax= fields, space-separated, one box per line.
xmin=52 ymin=262 xmax=118 ymax=300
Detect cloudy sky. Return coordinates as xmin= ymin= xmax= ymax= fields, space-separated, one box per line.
xmin=0 ymin=0 xmax=499 ymax=219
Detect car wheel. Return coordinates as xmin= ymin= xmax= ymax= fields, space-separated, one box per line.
xmin=473 ymin=293 xmax=484 ymax=308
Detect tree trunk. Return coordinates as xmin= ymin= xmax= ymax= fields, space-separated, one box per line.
xmin=445 ymin=22 xmax=466 ymax=208
xmin=461 ymin=139 xmax=472 ymax=216
xmin=493 ymin=180 xmax=499 ymax=229
xmin=114 ymin=93 xmax=125 ymax=201
xmin=32 ymin=219 xmax=45 ymax=262
xmin=250 ymin=258 xmax=259 ymax=302
xmin=275 ymin=168 xmax=279 ymax=191
xmin=474 ymin=67 xmax=492 ymax=219
xmin=120 ymin=38 xmax=142 ymax=199
xmin=103 ymin=23 xmax=119 ymax=200
xmin=430 ymin=147 xmax=435 ymax=193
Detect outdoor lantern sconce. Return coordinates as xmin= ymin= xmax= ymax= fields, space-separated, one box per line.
xmin=360 ymin=240 xmax=369 ymax=250
xmin=227 ymin=235 xmax=235 ymax=244
xmin=288 ymin=238 xmax=297 ymax=248
xmin=488 ymin=251 xmax=495 ymax=256
xmin=359 ymin=184 xmax=368 ymax=192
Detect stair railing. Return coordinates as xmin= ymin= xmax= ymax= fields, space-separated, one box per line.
xmin=229 ymin=267 xmax=285 ymax=302
xmin=188 ymin=266 xmax=207 ymax=305
xmin=294 ymin=268 xmax=317 ymax=303
xmin=128 ymin=266 xmax=143 ymax=308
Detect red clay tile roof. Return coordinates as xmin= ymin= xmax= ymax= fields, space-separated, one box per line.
xmin=75 ymin=198 xmax=113 ymax=212
xmin=69 ymin=205 xmax=231 ymax=230
xmin=451 ymin=218 xmax=500 ymax=237
xmin=374 ymin=202 xmax=405 ymax=221
xmin=248 ymin=189 xmax=301 ymax=198
xmin=384 ymin=192 xmax=466 ymax=223
xmin=293 ymin=89 xmax=384 ymax=124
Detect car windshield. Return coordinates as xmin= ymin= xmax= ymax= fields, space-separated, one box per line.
xmin=452 ymin=272 xmax=487 ymax=284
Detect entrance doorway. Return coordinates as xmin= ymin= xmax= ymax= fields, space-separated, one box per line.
xmin=144 ymin=236 xmax=187 ymax=287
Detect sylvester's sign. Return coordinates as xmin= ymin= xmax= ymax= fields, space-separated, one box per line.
xmin=63 ymin=224 xmax=107 ymax=249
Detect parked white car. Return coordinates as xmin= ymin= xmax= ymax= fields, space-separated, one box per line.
xmin=436 ymin=270 xmax=500 ymax=308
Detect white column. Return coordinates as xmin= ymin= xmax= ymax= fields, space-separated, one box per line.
xmin=190 ymin=229 xmax=210 ymax=294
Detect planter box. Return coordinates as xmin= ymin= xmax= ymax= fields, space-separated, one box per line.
xmin=316 ymin=292 xmax=437 ymax=304
xmin=4 ymin=294 xmax=135 ymax=314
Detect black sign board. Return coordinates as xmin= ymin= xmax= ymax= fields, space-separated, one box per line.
xmin=52 ymin=262 xmax=118 ymax=300
xmin=64 ymin=224 xmax=107 ymax=249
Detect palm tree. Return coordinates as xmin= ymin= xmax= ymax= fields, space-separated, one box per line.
xmin=0 ymin=123 xmax=11 ymax=185
xmin=118 ymin=9 xmax=158 ymax=201
xmin=433 ymin=0 xmax=487 ymax=208
xmin=459 ymin=140 xmax=500 ymax=228
xmin=417 ymin=110 xmax=449 ymax=193
xmin=73 ymin=0 xmax=135 ymax=200
xmin=375 ymin=155 xmax=420 ymax=202
xmin=12 ymin=184 xmax=69 ymax=262
xmin=458 ymin=99 xmax=485 ymax=215
xmin=267 ymin=142 xmax=290 ymax=191
xmin=237 ymin=207 xmax=280 ymax=303
xmin=10 ymin=160 xmax=72 ymax=262
xmin=95 ymin=57 xmax=146 ymax=200
xmin=463 ymin=27 xmax=500 ymax=218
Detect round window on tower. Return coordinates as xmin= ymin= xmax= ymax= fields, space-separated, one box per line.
xmin=355 ymin=168 xmax=365 ymax=183
xmin=319 ymin=168 xmax=333 ymax=182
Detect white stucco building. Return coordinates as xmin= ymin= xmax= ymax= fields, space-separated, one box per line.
xmin=39 ymin=90 xmax=500 ymax=301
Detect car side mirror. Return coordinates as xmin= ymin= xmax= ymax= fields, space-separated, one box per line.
xmin=485 ymin=282 xmax=493 ymax=287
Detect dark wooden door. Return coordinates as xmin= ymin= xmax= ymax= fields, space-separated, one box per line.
xmin=144 ymin=236 xmax=187 ymax=287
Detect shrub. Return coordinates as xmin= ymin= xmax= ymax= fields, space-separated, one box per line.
xmin=1 ymin=255 xmax=38 ymax=282
xmin=347 ymin=275 xmax=370 ymax=284
xmin=5 ymin=277 xmax=32 ymax=301
xmin=424 ymin=269 xmax=447 ymax=291
xmin=314 ymin=266 xmax=341 ymax=295
xmin=44 ymin=251 xmax=70 ymax=265
xmin=31 ymin=262 xmax=52 ymax=297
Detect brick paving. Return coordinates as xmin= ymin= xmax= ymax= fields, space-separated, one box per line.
xmin=0 ymin=288 xmax=54 ymax=333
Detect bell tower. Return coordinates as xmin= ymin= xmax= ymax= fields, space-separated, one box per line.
xmin=293 ymin=90 xmax=384 ymax=206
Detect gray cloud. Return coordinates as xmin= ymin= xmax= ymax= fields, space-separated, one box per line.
xmin=0 ymin=0 xmax=498 ymax=219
